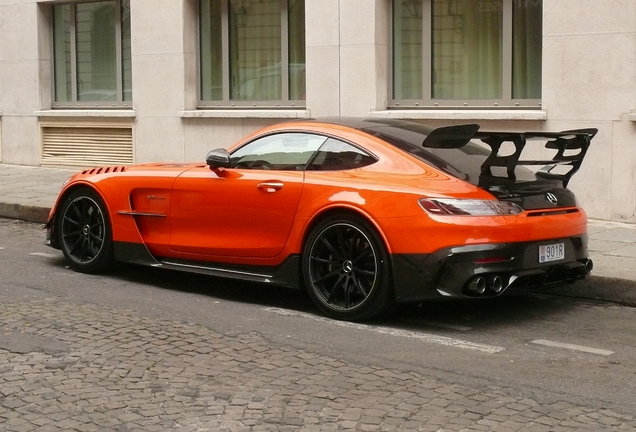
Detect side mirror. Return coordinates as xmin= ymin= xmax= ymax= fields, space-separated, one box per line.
xmin=206 ymin=148 xmax=231 ymax=169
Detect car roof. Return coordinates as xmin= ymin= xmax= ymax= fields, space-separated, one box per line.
xmin=301 ymin=117 xmax=434 ymax=148
xmin=297 ymin=117 xmax=490 ymax=185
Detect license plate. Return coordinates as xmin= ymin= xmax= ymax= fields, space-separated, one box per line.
xmin=539 ymin=243 xmax=565 ymax=263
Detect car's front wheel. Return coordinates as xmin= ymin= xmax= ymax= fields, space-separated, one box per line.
xmin=302 ymin=214 xmax=392 ymax=321
xmin=57 ymin=188 xmax=114 ymax=273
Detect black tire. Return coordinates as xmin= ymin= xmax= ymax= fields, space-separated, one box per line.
xmin=302 ymin=214 xmax=392 ymax=321
xmin=56 ymin=188 xmax=114 ymax=273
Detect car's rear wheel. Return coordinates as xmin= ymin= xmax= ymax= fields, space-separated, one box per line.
xmin=303 ymin=215 xmax=392 ymax=321
xmin=57 ymin=188 xmax=114 ymax=273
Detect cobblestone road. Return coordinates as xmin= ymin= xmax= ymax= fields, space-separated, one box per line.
xmin=1 ymin=299 xmax=635 ymax=432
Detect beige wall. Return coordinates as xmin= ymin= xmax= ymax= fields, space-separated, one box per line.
xmin=542 ymin=0 xmax=636 ymax=221
xmin=0 ymin=0 xmax=635 ymax=221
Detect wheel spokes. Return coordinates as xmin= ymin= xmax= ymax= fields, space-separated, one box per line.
xmin=62 ymin=197 xmax=105 ymax=263
xmin=326 ymin=273 xmax=347 ymax=303
xmin=319 ymin=235 xmax=345 ymax=261
xmin=313 ymin=266 xmax=341 ymax=284
xmin=349 ymin=272 xmax=369 ymax=298
xmin=309 ymin=224 xmax=378 ymax=311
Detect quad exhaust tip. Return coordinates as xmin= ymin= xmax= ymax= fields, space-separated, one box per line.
xmin=490 ymin=275 xmax=504 ymax=293
xmin=466 ymin=261 xmax=592 ymax=297
xmin=468 ymin=277 xmax=487 ymax=294
xmin=467 ymin=275 xmax=506 ymax=295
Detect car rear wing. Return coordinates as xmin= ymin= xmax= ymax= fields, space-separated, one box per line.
xmin=422 ymin=124 xmax=598 ymax=187
xmin=475 ymin=129 xmax=597 ymax=186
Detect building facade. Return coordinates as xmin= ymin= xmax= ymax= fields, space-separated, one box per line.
xmin=0 ymin=0 xmax=635 ymax=222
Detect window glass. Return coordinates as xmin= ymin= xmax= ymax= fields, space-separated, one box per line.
xmin=307 ymin=138 xmax=377 ymax=171
xmin=229 ymin=0 xmax=281 ymax=100
xmin=392 ymin=0 xmax=422 ymax=100
xmin=77 ymin=2 xmax=117 ymax=102
xmin=432 ymin=0 xmax=502 ymax=99
xmin=53 ymin=5 xmax=72 ymax=102
xmin=376 ymin=128 xmax=536 ymax=183
xmin=52 ymin=0 xmax=132 ymax=106
xmin=199 ymin=0 xmax=306 ymax=105
xmin=200 ymin=0 xmax=223 ymax=100
xmin=513 ymin=0 xmax=542 ymax=99
xmin=230 ymin=133 xmax=327 ymax=170
xmin=121 ymin=2 xmax=132 ymax=101
xmin=288 ymin=0 xmax=306 ymax=100
xmin=392 ymin=0 xmax=542 ymax=107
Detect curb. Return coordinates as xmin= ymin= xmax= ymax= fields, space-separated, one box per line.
xmin=543 ymin=275 xmax=636 ymax=308
xmin=0 ymin=203 xmax=50 ymax=224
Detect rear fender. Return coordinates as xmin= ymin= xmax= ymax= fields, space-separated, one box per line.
xmin=299 ymin=204 xmax=393 ymax=255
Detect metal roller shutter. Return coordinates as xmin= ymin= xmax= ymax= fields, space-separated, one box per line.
xmin=41 ymin=126 xmax=133 ymax=168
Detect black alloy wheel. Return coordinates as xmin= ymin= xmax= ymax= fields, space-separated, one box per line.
xmin=57 ymin=188 xmax=114 ymax=273
xmin=303 ymin=215 xmax=392 ymax=321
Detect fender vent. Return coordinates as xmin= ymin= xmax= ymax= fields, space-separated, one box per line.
xmin=42 ymin=126 xmax=133 ymax=168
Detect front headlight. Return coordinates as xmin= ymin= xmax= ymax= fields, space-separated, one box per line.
xmin=419 ymin=198 xmax=524 ymax=216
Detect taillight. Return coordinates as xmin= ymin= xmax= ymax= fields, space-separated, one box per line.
xmin=419 ymin=198 xmax=523 ymax=216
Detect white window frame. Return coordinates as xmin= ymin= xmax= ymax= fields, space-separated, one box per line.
xmin=390 ymin=0 xmax=542 ymax=109
xmin=51 ymin=0 xmax=132 ymax=109
xmin=198 ymin=0 xmax=306 ymax=109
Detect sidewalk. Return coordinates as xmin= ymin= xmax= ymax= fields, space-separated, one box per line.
xmin=2 ymin=162 xmax=636 ymax=304
xmin=0 ymin=163 xmax=74 ymax=223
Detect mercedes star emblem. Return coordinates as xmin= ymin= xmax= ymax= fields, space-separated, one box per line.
xmin=546 ymin=192 xmax=558 ymax=205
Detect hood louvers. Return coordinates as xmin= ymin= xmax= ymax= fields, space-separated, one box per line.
xmin=82 ymin=166 xmax=128 ymax=175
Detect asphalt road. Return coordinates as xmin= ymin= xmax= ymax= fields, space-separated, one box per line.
xmin=1 ymin=218 xmax=635 ymax=431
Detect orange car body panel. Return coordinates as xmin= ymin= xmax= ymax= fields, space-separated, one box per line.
xmin=47 ymin=121 xmax=588 ymax=269
xmin=168 ymin=168 xmax=304 ymax=258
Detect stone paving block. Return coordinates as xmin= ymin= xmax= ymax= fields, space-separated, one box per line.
xmin=1 ymin=299 xmax=635 ymax=432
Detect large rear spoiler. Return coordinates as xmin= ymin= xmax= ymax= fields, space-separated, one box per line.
xmin=422 ymin=124 xmax=598 ymax=187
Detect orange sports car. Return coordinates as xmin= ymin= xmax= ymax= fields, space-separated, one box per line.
xmin=45 ymin=118 xmax=596 ymax=321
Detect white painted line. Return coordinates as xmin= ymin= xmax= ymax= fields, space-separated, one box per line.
xmin=30 ymin=252 xmax=59 ymax=258
xmin=531 ymin=339 xmax=614 ymax=356
xmin=265 ymin=307 xmax=504 ymax=354
xmin=0 ymin=247 xmax=4 ymax=250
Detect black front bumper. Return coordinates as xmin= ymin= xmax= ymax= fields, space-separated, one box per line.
xmin=45 ymin=218 xmax=60 ymax=250
xmin=391 ymin=235 xmax=590 ymax=303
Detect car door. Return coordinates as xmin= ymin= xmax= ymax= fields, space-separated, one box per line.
xmin=168 ymin=132 xmax=328 ymax=259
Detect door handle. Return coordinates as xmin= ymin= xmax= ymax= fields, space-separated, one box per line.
xmin=257 ymin=182 xmax=284 ymax=193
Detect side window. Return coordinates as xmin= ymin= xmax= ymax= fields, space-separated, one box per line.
xmin=307 ymin=138 xmax=377 ymax=171
xmin=230 ymin=133 xmax=327 ymax=170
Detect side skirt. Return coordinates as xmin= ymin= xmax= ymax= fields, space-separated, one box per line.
xmin=113 ymin=242 xmax=302 ymax=289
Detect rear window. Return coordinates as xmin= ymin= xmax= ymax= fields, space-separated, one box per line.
xmin=307 ymin=138 xmax=377 ymax=171
xmin=371 ymin=131 xmax=537 ymax=183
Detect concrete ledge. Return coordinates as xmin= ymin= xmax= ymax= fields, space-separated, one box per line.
xmin=0 ymin=203 xmax=50 ymax=224
xmin=542 ymin=275 xmax=636 ymax=307
xmin=179 ymin=109 xmax=311 ymax=119
xmin=36 ymin=110 xmax=136 ymax=118
xmin=370 ymin=109 xmax=548 ymax=121
xmin=0 ymin=203 xmax=21 ymax=220
xmin=21 ymin=205 xmax=51 ymax=224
